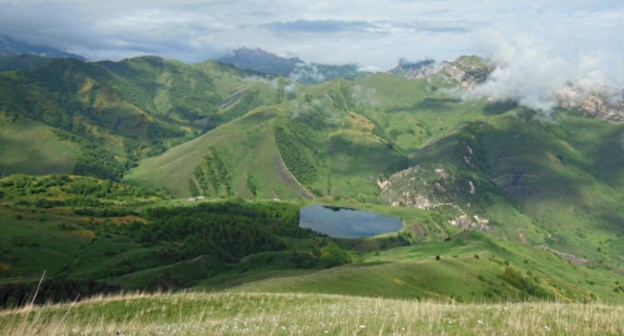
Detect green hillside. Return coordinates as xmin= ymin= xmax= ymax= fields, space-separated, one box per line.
xmin=124 ymin=107 xmax=311 ymax=199
xmin=121 ymin=67 xmax=624 ymax=305
xmin=0 ymin=174 xmax=622 ymax=306
xmin=0 ymin=56 xmax=275 ymax=180
xmin=0 ymin=117 xmax=79 ymax=176
xmin=1 ymin=54 xmax=624 ymax=313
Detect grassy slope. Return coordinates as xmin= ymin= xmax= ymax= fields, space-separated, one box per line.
xmin=125 ymin=76 xmax=426 ymax=199
xmin=0 ymin=116 xmax=79 ymax=177
xmin=124 ymin=107 xmax=309 ymax=199
xmin=2 ymin=176 xmax=621 ymax=303
xmin=476 ymin=112 xmax=624 ymax=261
xmin=231 ymin=231 xmax=621 ymax=303
xmin=1 ymin=292 xmax=622 ymax=335
xmin=0 ymin=57 xmax=269 ymax=180
xmin=0 ymin=175 xmax=159 ymax=284
xmin=123 ymin=72 xmax=498 ymax=200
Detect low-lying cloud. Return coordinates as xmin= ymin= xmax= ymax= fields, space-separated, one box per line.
xmin=464 ymin=31 xmax=624 ymax=116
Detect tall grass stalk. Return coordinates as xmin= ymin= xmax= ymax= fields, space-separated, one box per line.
xmin=0 ymin=291 xmax=622 ymax=335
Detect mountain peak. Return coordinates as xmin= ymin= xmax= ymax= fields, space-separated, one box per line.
xmin=233 ymin=47 xmax=303 ymax=63
xmin=389 ymin=58 xmax=437 ymax=78
xmin=218 ymin=47 xmax=303 ymax=76
xmin=217 ymin=47 xmax=365 ymax=83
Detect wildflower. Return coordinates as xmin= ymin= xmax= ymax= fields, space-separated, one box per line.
xmin=477 ymin=320 xmax=485 ymax=325
xmin=359 ymin=324 xmax=366 ymax=329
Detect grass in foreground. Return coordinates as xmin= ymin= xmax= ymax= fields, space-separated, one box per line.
xmin=0 ymin=291 xmax=622 ymax=335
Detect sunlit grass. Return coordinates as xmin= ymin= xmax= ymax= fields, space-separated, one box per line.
xmin=1 ymin=291 xmax=622 ymax=335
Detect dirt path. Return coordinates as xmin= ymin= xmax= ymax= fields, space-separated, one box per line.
xmin=540 ymin=246 xmax=588 ymax=265
xmin=190 ymin=175 xmax=204 ymax=196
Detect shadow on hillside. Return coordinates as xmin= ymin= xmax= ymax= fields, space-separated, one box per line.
xmin=411 ymin=98 xmax=461 ymax=112
xmin=325 ymin=134 xmax=409 ymax=175
xmin=484 ymin=100 xmax=518 ymax=115
xmin=388 ymin=98 xmax=461 ymax=113
xmin=591 ymin=126 xmax=624 ymax=188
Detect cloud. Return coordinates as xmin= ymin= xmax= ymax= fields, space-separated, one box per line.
xmin=357 ymin=65 xmax=381 ymax=73
xmin=262 ymin=20 xmax=375 ymax=34
xmin=397 ymin=20 xmax=474 ymax=34
xmin=464 ymin=30 xmax=624 ymax=116
xmin=352 ymin=85 xmax=381 ymax=107
xmin=0 ymin=0 xmax=623 ymax=71
xmin=289 ymin=64 xmax=326 ymax=83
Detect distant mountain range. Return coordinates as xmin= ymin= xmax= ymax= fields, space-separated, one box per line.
xmin=218 ymin=47 xmax=366 ymax=84
xmin=218 ymin=47 xmax=304 ymax=76
xmin=0 ymin=35 xmax=85 ymax=60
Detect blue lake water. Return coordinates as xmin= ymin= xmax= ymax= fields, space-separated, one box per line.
xmin=299 ymin=205 xmax=403 ymax=239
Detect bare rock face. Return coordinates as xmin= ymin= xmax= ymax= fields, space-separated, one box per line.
xmin=377 ymin=166 xmax=430 ymax=208
xmin=560 ymin=92 xmax=624 ymax=123
xmin=438 ymin=56 xmax=490 ymax=90
xmin=449 ymin=214 xmax=491 ymax=232
xmin=390 ymin=55 xmax=491 ymax=90
xmin=391 ymin=55 xmax=624 ymax=125
xmin=377 ymin=165 xmax=490 ymax=233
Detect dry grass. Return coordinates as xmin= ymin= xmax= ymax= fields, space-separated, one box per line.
xmin=0 ymin=291 xmax=622 ymax=335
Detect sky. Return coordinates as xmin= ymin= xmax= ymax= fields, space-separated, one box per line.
xmin=1 ymin=0 xmax=623 ymax=71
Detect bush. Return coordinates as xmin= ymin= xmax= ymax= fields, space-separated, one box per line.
xmin=497 ymin=267 xmax=552 ymax=300
xmin=319 ymin=242 xmax=352 ymax=268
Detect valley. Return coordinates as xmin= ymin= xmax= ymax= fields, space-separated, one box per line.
xmin=0 ymin=46 xmax=623 ymax=334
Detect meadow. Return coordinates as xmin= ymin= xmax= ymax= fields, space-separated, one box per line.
xmin=1 ymin=291 xmax=622 ymax=335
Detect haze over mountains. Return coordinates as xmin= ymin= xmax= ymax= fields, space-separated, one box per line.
xmin=0 ymin=35 xmax=85 ymax=60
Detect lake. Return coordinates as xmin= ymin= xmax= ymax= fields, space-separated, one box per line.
xmin=299 ymin=205 xmax=403 ymax=239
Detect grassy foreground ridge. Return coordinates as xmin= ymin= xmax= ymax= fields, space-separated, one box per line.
xmin=1 ymin=291 xmax=623 ymax=336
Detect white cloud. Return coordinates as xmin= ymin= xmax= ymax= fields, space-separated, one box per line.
xmin=0 ymin=0 xmax=622 ymax=70
xmin=464 ymin=30 xmax=624 ymax=116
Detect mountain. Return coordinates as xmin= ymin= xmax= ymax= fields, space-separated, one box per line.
xmin=124 ymin=61 xmax=624 ymax=299
xmin=0 ymin=54 xmax=58 ymax=72
xmin=389 ymin=58 xmax=435 ymax=77
xmin=0 ymin=35 xmax=85 ymax=61
xmin=218 ymin=47 xmax=366 ymax=83
xmin=390 ymin=55 xmax=491 ymax=89
xmin=218 ymin=47 xmax=303 ymax=76
xmin=560 ymin=91 xmax=624 ymax=122
xmin=0 ymin=56 xmax=273 ymax=180
xmin=125 ymin=67 xmax=624 ymax=262
xmin=1 ymin=52 xmax=624 ymax=306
